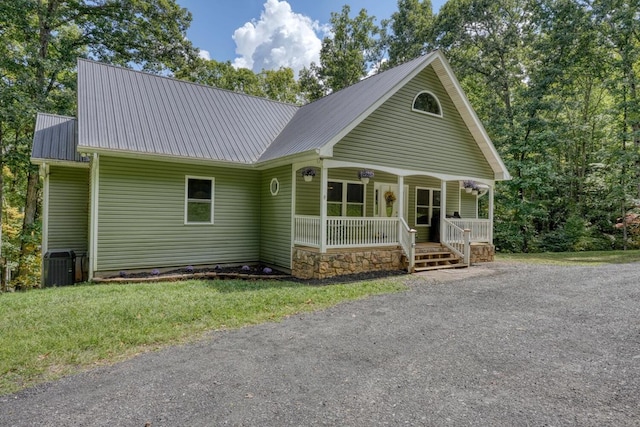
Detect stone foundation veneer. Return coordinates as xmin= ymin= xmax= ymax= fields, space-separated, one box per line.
xmin=470 ymin=243 xmax=495 ymax=263
xmin=292 ymin=246 xmax=404 ymax=280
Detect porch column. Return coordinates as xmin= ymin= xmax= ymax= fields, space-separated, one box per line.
xmin=440 ymin=180 xmax=447 ymax=244
xmin=397 ymin=175 xmax=405 ymax=239
xmin=319 ymin=164 xmax=328 ymax=253
xmin=488 ymin=185 xmax=494 ymax=244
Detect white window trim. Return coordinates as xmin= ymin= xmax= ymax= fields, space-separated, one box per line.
xmin=415 ymin=186 xmax=441 ymax=227
xmin=327 ymin=179 xmax=366 ymax=217
xmin=411 ymin=90 xmax=443 ymax=118
xmin=184 ymin=175 xmax=214 ymax=225
xmin=270 ymin=178 xmax=280 ymax=196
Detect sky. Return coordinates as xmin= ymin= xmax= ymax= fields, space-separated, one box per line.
xmin=176 ymin=0 xmax=446 ymax=76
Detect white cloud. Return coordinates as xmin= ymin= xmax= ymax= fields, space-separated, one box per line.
xmin=232 ymin=0 xmax=323 ymax=77
xmin=198 ymin=49 xmax=211 ymax=60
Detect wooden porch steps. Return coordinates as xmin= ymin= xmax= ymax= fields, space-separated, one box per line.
xmin=409 ymin=243 xmax=467 ymax=272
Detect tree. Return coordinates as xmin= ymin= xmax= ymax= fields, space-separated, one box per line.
xmin=380 ymin=0 xmax=435 ymax=68
xmin=260 ymin=68 xmax=299 ymax=104
xmin=300 ymin=5 xmax=380 ymax=101
xmin=175 ymin=58 xmax=300 ymax=103
xmin=0 ymin=0 xmax=196 ymax=288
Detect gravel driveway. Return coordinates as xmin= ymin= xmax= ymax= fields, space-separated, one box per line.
xmin=1 ymin=261 xmax=639 ymax=426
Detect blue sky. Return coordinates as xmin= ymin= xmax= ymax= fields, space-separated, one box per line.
xmin=176 ymin=0 xmax=446 ymax=75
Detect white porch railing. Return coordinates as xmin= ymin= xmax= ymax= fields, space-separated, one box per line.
xmin=294 ymin=215 xmax=399 ymax=248
xmin=294 ymin=215 xmax=321 ymax=247
xmin=294 ymin=216 xmax=490 ymax=268
xmin=326 ymin=217 xmax=398 ymax=248
xmin=442 ymin=219 xmax=471 ymax=265
xmin=399 ymin=217 xmax=417 ymax=272
xmin=446 ymin=218 xmax=492 ymax=243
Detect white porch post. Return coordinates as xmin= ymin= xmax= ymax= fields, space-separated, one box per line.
xmin=319 ymin=164 xmax=328 ymax=253
xmin=488 ymin=185 xmax=495 ymax=244
xmin=440 ymin=180 xmax=447 ymax=243
xmin=397 ymin=175 xmax=404 ymax=240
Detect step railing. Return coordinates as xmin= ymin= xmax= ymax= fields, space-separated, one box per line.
xmin=445 ymin=218 xmax=492 ymax=243
xmin=399 ymin=217 xmax=417 ymax=272
xmin=442 ymin=218 xmax=471 ymax=265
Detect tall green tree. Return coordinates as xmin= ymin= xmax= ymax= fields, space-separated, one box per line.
xmin=380 ymin=0 xmax=435 ymax=68
xmin=0 ymin=0 xmax=196 ymax=288
xmin=300 ymin=5 xmax=380 ymax=101
xmin=433 ymin=0 xmax=626 ymax=252
xmin=175 ymin=58 xmax=300 ymax=104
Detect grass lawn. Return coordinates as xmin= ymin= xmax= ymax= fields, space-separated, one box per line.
xmin=0 ymin=278 xmax=406 ymax=396
xmin=497 ymin=249 xmax=640 ymax=265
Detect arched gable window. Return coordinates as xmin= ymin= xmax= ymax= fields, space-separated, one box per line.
xmin=412 ymin=91 xmax=442 ymax=117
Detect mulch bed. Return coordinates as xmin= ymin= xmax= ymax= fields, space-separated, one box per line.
xmin=92 ymin=265 xmax=409 ymax=285
xmin=93 ymin=265 xmax=290 ymax=284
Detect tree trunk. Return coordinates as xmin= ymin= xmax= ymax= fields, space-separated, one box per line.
xmin=15 ymin=168 xmax=40 ymax=289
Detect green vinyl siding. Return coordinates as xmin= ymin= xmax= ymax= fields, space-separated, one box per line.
xmin=460 ymin=192 xmax=478 ymax=218
xmin=295 ymin=167 xmax=320 ymax=216
xmin=447 ymin=181 xmax=461 ymax=217
xmin=96 ymin=156 xmax=260 ymax=272
xmin=47 ymin=166 xmax=89 ymax=253
xmin=333 ymin=65 xmax=495 ymax=179
xmin=260 ymin=165 xmax=292 ymax=270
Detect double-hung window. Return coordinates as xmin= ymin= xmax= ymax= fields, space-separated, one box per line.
xmin=327 ymin=181 xmax=364 ymax=216
xmin=415 ymin=187 xmax=441 ymax=226
xmin=185 ymin=176 xmax=214 ymax=224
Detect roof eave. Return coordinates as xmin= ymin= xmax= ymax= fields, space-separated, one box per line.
xmin=77 ymin=146 xmax=256 ymax=169
xmin=31 ymin=158 xmax=90 ymax=168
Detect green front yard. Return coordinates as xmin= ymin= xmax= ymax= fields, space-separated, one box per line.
xmin=497 ymin=249 xmax=640 ymax=265
xmin=0 ymin=278 xmax=406 ymax=396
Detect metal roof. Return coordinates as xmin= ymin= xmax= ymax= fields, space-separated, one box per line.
xmin=258 ymin=54 xmax=432 ymax=162
xmin=76 ymin=59 xmax=299 ymax=164
xmin=35 ymin=53 xmax=508 ymax=180
xmin=32 ymin=113 xmax=87 ymax=163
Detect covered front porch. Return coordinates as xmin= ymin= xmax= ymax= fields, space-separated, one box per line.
xmin=290 ymin=161 xmax=495 ymax=278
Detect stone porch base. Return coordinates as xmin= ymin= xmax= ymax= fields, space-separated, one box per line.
xmin=292 ymin=246 xmax=404 ymax=280
xmin=470 ymin=243 xmax=495 ymax=263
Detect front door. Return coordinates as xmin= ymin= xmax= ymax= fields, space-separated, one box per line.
xmin=374 ymin=183 xmax=408 ymax=218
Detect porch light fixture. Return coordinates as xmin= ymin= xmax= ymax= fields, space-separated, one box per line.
xmin=301 ymin=167 xmax=316 ymax=182
xmin=358 ymin=169 xmax=374 ymax=184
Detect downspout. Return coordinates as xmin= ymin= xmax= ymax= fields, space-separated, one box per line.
xmin=40 ymin=163 xmax=50 ymax=287
xmin=88 ymin=153 xmax=99 ymax=280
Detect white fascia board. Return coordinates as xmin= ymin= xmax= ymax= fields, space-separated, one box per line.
xmin=322 ymin=159 xmax=496 ymax=186
xmin=31 ymin=158 xmax=90 ymax=168
xmin=257 ymin=150 xmax=320 ymax=170
xmin=77 ymin=147 xmax=254 ymax=170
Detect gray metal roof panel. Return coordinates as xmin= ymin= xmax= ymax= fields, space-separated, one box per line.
xmin=32 ymin=113 xmax=87 ymax=163
xmin=258 ymin=54 xmax=433 ymax=162
xmin=77 ymin=59 xmax=299 ymax=163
